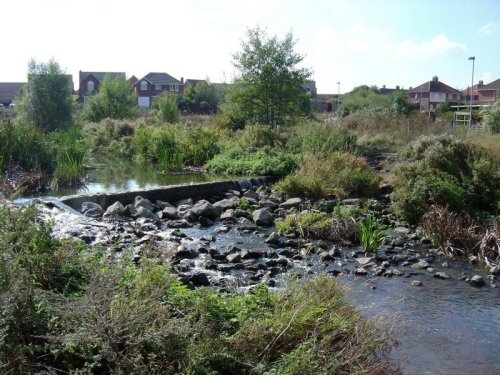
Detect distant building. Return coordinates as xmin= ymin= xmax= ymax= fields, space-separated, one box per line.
xmin=378 ymin=85 xmax=404 ymax=95
xmin=477 ymin=78 xmax=500 ymax=103
xmin=133 ymin=72 xmax=184 ymax=108
xmin=302 ymin=81 xmax=317 ymax=97
xmin=408 ymin=76 xmax=461 ymax=110
xmin=0 ymin=82 xmax=25 ymax=107
xmin=460 ymin=80 xmax=482 ymax=102
xmin=78 ymin=71 xmax=126 ymax=101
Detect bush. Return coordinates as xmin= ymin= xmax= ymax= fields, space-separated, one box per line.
xmin=481 ymin=102 xmax=500 ymax=134
xmin=392 ymin=135 xmax=500 ymax=223
xmin=276 ymin=211 xmax=358 ymax=242
xmin=277 ymin=152 xmax=380 ymax=199
xmin=298 ymin=125 xmax=357 ymax=155
xmin=82 ymin=118 xmax=138 ymax=159
xmin=153 ymin=92 xmax=179 ymax=123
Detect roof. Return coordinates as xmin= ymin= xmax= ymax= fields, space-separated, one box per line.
xmin=0 ymin=82 xmax=25 ymax=103
xmin=79 ymin=71 xmax=126 ymax=83
xmin=141 ymin=72 xmax=181 ymax=86
xmin=316 ymin=94 xmax=338 ymax=101
xmin=460 ymin=83 xmax=481 ymax=96
xmin=478 ymin=78 xmax=500 ymax=91
xmin=127 ymin=75 xmax=139 ymax=85
xmin=184 ymin=79 xmax=207 ymax=87
xmin=408 ymin=77 xmax=459 ymax=94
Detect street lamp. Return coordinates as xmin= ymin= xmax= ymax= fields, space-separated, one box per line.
xmin=337 ymin=81 xmax=340 ymax=112
xmin=468 ymin=56 xmax=475 ymax=130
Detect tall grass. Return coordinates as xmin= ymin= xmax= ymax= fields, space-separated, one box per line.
xmin=359 ymin=215 xmax=386 ymax=253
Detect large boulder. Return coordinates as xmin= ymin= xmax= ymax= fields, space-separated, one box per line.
xmin=134 ymin=206 xmax=159 ymax=222
xmin=279 ymin=198 xmax=303 ymax=209
xmin=134 ymin=196 xmax=155 ymax=212
xmin=214 ymin=199 xmax=237 ymax=215
xmin=252 ymin=208 xmax=273 ymax=227
xmin=104 ymin=201 xmax=125 ymax=217
xmin=81 ymin=202 xmax=104 ymax=217
xmin=160 ymin=206 xmax=178 ymax=220
xmin=191 ymin=200 xmax=217 ymax=219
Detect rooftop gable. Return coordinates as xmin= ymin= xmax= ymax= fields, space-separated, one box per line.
xmin=79 ymin=71 xmax=126 ymax=83
xmin=478 ymin=78 xmax=500 ymax=91
xmin=408 ymin=76 xmax=459 ymax=94
xmin=143 ymin=72 xmax=181 ymax=86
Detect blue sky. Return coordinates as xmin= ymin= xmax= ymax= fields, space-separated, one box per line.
xmin=1 ymin=0 xmax=499 ymax=93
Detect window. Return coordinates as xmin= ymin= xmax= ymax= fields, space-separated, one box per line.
xmin=140 ymin=81 xmax=148 ymax=91
xmin=170 ymin=84 xmax=179 ymax=92
xmin=87 ymin=81 xmax=95 ymax=92
xmin=155 ymin=84 xmax=162 ymax=91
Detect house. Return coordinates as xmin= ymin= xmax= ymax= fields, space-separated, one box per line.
xmin=408 ymin=76 xmax=461 ymax=110
xmin=378 ymin=85 xmax=403 ymax=95
xmin=313 ymin=94 xmax=340 ymax=112
xmin=133 ymin=72 xmax=184 ymax=108
xmin=477 ymin=78 xmax=500 ymax=103
xmin=460 ymin=80 xmax=483 ymax=102
xmin=302 ymin=81 xmax=317 ymax=97
xmin=127 ymin=75 xmax=139 ymax=87
xmin=0 ymin=82 xmax=25 ymax=107
xmin=78 ymin=71 xmax=126 ymax=101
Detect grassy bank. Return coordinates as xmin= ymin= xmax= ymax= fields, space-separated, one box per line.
xmin=0 ymin=203 xmax=400 ymax=374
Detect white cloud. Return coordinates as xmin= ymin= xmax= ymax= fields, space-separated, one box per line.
xmin=480 ymin=72 xmax=492 ymax=83
xmin=478 ymin=22 xmax=499 ymax=36
xmin=392 ymin=34 xmax=466 ymax=59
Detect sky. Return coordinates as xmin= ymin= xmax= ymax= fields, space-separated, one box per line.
xmin=1 ymin=0 xmax=499 ymax=94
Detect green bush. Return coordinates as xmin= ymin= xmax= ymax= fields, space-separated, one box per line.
xmin=205 ymin=146 xmax=296 ymax=177
xmin=392 ymin=135 xmax=500 ymax=223
xmin=298 ymin=125 xmax=357 ymax=155
xmin=359 ymin=215 xmax=386 ymax=253
xmin=277 ymin=152 xmax=380 ymax=199
xmin=481 ymin=102 xmax=500 ymax=134
xmin=153 ymin=92 xmax=179 ymax=123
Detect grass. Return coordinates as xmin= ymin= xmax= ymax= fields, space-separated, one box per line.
xmin=359 ymin=215 xmax=386 ymax=253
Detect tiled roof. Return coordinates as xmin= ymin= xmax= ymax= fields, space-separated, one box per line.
xmin=479 ymin=78 xmax=500 ymax=91
xmin=408 ymin=78 xmax=459 ymax=94
xmin=79 ymin=71 xmax=126 ymax=83
xmin=0 ymin=82 xmax=25 ymax=103
xmin=143 ymin=72 xmax=181 ymax=85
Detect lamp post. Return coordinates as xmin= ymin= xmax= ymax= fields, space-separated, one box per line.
xmin=468 ymin=56 xmax=475 ymax=130
xmin=337 ymin=81 xmax=340 ymax=112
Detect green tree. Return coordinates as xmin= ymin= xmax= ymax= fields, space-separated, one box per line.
xmin=179 ymin=80 xmax=219 ymax=114
xmin=82 ymin=75 xmax=137 ymax=122
xmin=152 ymin=92 xmax=179 ymax=123
xmin=16 ymin=59 xmax=73 ymax=132
xmin=224 ymin=27 xmax=312 ymax=128
xmin=481 ymin=102 xmax=500 ymax=133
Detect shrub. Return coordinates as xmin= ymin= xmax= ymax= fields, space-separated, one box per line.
xmin=298 ymin=125 xmax=357 ymax=155
xmin=153 ymin=92 xmax=179 ymax=124
xmin=392 ymin=135 xmax=500 ymax=223
xmin=277 ymin=152 xmax=380 ymax=199
xmin=276 ymin=211 xmax=358 ymax=242
xmin=49 ymin=126 xmax=86 ymax=187
xmin=359 ymin=215 xmax=386 ymax=253
xmin=481 ymin=102 xmax=500 ymax=134
xmin=420 ymin=205 xmax=499 ymax=265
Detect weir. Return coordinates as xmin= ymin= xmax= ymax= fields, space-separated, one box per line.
xmin=59 ymin=177 xmax=272 ymax=210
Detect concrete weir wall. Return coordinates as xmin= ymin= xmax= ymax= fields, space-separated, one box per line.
xmin=59 ymin=177 xmax=271 ymax=210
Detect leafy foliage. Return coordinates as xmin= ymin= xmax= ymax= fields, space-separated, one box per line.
xmin=153 ymin=92 xmax=180 ymax=123
xmin=223 ymin=27 xmax=312 ymax=128
xmin=179 ymin=80 xmax=219 ymax=114
xmin=481 ymin=102 xmax=500 ymax=134
xmin=359 ymin=215 xmax=386 ymax=253
xmin=82 ymin=75 xmax=137 ymax=122
xmin=16 ymin=59 xmax=73 ymax=132
xmin=392 ymin=135 xmax=500 ymax=223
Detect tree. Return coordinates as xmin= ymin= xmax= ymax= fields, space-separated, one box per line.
xmin=179 ymin=80 xmax=219 ymax=114
xmin=16 ymin=59 xmax=73 ymax=132
xmin=152 ymin=92 xmax=179 ymax=123
xmin=82 ymin=75 xmax=137 ymax=122
xmin=224 ymin=27 xmax=312 ymax=128
xmin=481 ymin=102 xmax=500 ymax=133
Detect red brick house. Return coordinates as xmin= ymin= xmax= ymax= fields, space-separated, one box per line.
xmin=477 ymin=78 xmax=500 ymax=103
xmin=460 ymin=81 xmax=483 ymax=102
xmin=78 ymin=71 xmax=126 ymax=101
xmin=133 ymin=72 xmax=184 ymax=108
xmin=408 ymin=76 xmax=461 ymax=110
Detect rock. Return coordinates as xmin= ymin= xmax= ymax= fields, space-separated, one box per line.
xmin=394 ymin=226 xmax=411 ymax=235
xmin=189 ymin=273 xmax=211 ymax=286
xmin=357 ymin=257 xmax=374 ymax=267
xmin=329 ymin=246 xmax=342 ymax=257
xmin=173 ymin=246 xmax=198 ymax=260
xmin=279 ymin=248 xmax=296 ymax=258
xmin=441 ymin=262 xmax=450 ymax=268
xmin=243 ymin=189 xmax=259 ymax=200
xmin=103 ymin=201 xmax=125 ymax=217
xmin=166 ymin=219 xmax=191 ymax=228
xmin=259 ymin=199 xmax=279 ymax=209
xmin=213 ymin=199 xmax=236 ymax=214
xmin=434 ymin=272 xmax=449 ymax=280
xmin=391 ymin=238 xmax=407 ymax=247
xmin=469 ymin=275 xmax=485 ymax=287
xmin=354 ymin=267 xmax=368 ymax=276
xmin=412 ymin=260 xmax=430 ymax=270
xmin=81 ymin=202 xmax=104 ymax=217
xmin=216 ymin=225 xmax=230 ymax=233
xmin=123 ymin=204 xmax=137 ymax=217
xmin=220 ymin=209 xmax=236 ymax=222
xmin=134 ymin=196 xmax=155 ymax=212
xmin=241 ymin=249 xmax=265 ymax=259
xmin=176 ymin=198 xmax=194 ymax=207
xmin=226 ymin=253 xmax=242 ymax=263
xmin=171 ymin=229 xmax=187 ymax=238
xmin=319 ymin=251 xmax=334 ymax=262
xmin=238 ymin=217 xmax=257 ymax=230
xmin=265 ymin=232 xmax=281 ymax=245
xmin=341 ymin=198 xmax=362 ymax=206
xmin=252 ymin=208 xmax=273 ymax=227
xmin=279 ymin=198 xmax=303 ymax=209
xmin=269 ymin=191 xmax=284 ymax=203
xmin=190 ymin=200 xmax=217 ymax=219
xmin=209 ymin=248 xmax=227 ymax=260
xmin=161 ymin=206 xmax=178 ymax=220
xmin=198 ymin=216 xmax=213 ymax=227
xmin=490 ymin=265 xmax=500 ymax=276
xmin=412 ymin=280 xmax=422 ymax=286
xmin=234 ymin=209 xmax=252 ymax=219
xmin=134 ymin=206 xmax=159 ymax=222
xmin=469 ymin=255 xmax=478 ymax=264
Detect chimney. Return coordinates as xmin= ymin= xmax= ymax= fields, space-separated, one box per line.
xmin=396 ymin=85 xmax=400 ymax=90
xmin=478 ymin=80 xmax=483 ymax=86
xmin=432 ymin=76 xmax=438 ymax=82
xmin=180 ymin=77 xmax=184 ymax=84
xmin=383 ymin=84 xmax=386 ymax=88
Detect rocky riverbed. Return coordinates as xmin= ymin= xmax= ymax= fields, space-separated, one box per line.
xmin=33 ymin=181 xmax=500 ymax=375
